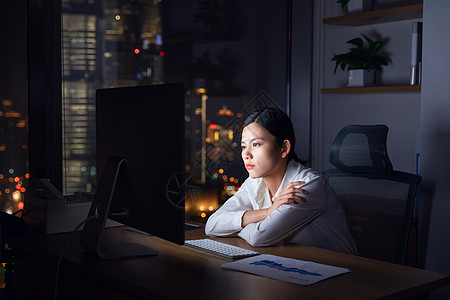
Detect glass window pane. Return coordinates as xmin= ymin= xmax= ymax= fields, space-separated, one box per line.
xmin=0 ymin=2 xmax=29 ymax=214
xmin=61 ymin=0 xmax=289 ymax=223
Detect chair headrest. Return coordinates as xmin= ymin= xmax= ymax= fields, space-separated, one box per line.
xmin=329 ymin=125 xmax=393 ymax=174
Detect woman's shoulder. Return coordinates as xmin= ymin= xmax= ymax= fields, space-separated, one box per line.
xmin=288 ymin=161 xmax=323 ymax=177
xmin=288 ymin=161 xmax=324 ymax=182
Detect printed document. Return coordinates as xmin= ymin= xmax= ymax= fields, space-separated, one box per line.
xmin=221 ymin=254 xmax=350 ymax=285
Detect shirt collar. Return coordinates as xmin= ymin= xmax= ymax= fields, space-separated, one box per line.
xmin=270 ymin=160 xmax=298 ymax=202
xmin=254 ymin=160 xmax=301 ymax=207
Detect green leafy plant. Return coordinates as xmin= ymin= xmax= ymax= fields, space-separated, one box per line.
xmin=337 ymin=0 xmax=350 ymax=10
xmin=331 ymin=34 xmax=389 ymax=73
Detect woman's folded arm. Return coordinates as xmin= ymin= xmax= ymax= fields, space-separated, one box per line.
xmin=205 ymin=182 xmax=254 ymax=237
xmin=238 ymin=177 xmax=326 ymax=246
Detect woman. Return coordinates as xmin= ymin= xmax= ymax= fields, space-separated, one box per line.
xmin=205 ymin=108 xmax=356 ymax=254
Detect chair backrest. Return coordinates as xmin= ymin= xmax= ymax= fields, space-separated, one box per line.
xmin=329 ymin=124 xmax=393 ymax=174
xmin=324 ymin=125 xmax=421 ymax=265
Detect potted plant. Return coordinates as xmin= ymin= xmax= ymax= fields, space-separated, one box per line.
xmin=331 ymin=33 xmax=389 ymax=86
xmin=337 ymin=0 xmax=350 ymax=10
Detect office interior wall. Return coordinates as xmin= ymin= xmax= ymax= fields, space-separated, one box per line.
xmin=290 ymin=0 xmax=313 ymax=163
xmin=312 ymin=1 xmax=450 ymax=296
xmin=419 ymin=1 xmax=450 ymax=297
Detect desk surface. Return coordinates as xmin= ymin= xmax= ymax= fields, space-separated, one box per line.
xmin=10 ymin=225 xmax=450 ymax=300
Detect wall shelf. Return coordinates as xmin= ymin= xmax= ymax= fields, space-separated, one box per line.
xmin=321 ymin=85 xmax=421 ymax=94
xmin=322 ymin=4 xmax=423 ymax=26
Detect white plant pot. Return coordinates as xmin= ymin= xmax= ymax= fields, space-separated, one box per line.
xmin=347 ymin=0 xmax=373 ymax=13
xmin=348 ymin=69 xmax=374 ymax=87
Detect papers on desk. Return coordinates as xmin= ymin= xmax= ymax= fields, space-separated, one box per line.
xmin=221 ymin=254 xmax=350 ymax=285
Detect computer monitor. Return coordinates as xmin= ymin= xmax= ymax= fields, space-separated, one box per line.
xmin=80 ymin=83 xmax=186 ymax=260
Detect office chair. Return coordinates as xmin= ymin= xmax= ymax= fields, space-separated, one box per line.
xmin=323 ymin=125 xmax=421 ymax=265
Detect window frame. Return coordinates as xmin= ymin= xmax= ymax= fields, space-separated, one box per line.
xmin=28 ymin=0 xmax=63 ymax=191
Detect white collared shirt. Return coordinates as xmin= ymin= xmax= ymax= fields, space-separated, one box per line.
xmin=205 ymin=160 xmax=357 ymax=254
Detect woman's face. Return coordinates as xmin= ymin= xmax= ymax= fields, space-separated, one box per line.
xmin=241 ymin=122 xmax=287 ymax=179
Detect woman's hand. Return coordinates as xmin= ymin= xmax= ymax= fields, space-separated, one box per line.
xmin=267 ymin=181 xmax=308 ymax=215
xmin=241 ymin=181 xmax=308 ymax=228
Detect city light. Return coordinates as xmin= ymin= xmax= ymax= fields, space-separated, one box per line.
xmin=16 ymin=120 xmax=26 ymax=128
xmin=12 ymin=191 xmax=21 ymax=201
xmin=225 ymin=185 xmax=237 ymax=196
xmin=134 ymin=48 xmax=140 ymax=54
xmin=4 ymin=112 xmax=21 ymax=118
xmin=0 ymin=95 xmax=33 ymax=213
xmin=196 ymin=88 xmax=207 ymax=94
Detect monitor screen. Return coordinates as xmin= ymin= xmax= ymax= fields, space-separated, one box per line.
xmin=81 ymin=83 xmax=186 ymax=259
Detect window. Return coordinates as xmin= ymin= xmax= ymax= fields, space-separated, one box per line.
xmin=0 ymin=1 xmax=29 ymax=215
xmin=60 ymin=0 xmax=293 ymax=222
xmin=1 ymin=0 xmax=313 ymax=221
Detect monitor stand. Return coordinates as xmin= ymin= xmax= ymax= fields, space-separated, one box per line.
xmin=80 ymin=157 xmax=159 ymax=260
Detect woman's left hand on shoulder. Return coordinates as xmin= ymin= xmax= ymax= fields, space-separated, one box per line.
xmin=269 ymin=181 xmax=308 ymax=214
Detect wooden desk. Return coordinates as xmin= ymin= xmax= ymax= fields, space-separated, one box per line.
xmin=9 ymin=226 xmax=450 ymax=300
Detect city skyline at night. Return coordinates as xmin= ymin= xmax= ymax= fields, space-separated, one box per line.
xmin=1 ymin=0 xmax=289 ymax=223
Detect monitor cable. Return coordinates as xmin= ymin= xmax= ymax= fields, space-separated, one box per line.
xmin=53 ymin=214 xmax=98 ymax=300
xmin=53 ymin=211 xmax=128 ymax=300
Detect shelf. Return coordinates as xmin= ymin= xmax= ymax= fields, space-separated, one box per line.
xmin=322 ymin=4 xmax=423 ymax=26
xmin=321 ymin=85 xmax=421 ymax=94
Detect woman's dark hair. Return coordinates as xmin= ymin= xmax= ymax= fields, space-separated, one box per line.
xmin=243 ymin=107 xmax=303 ymax=163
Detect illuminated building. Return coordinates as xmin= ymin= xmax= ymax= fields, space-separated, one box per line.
xmin=61 ymin=0 xmax=164 ymax=194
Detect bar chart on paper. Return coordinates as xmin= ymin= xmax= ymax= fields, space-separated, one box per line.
xmin=221 ymin=254 xmax=350 ymax=285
